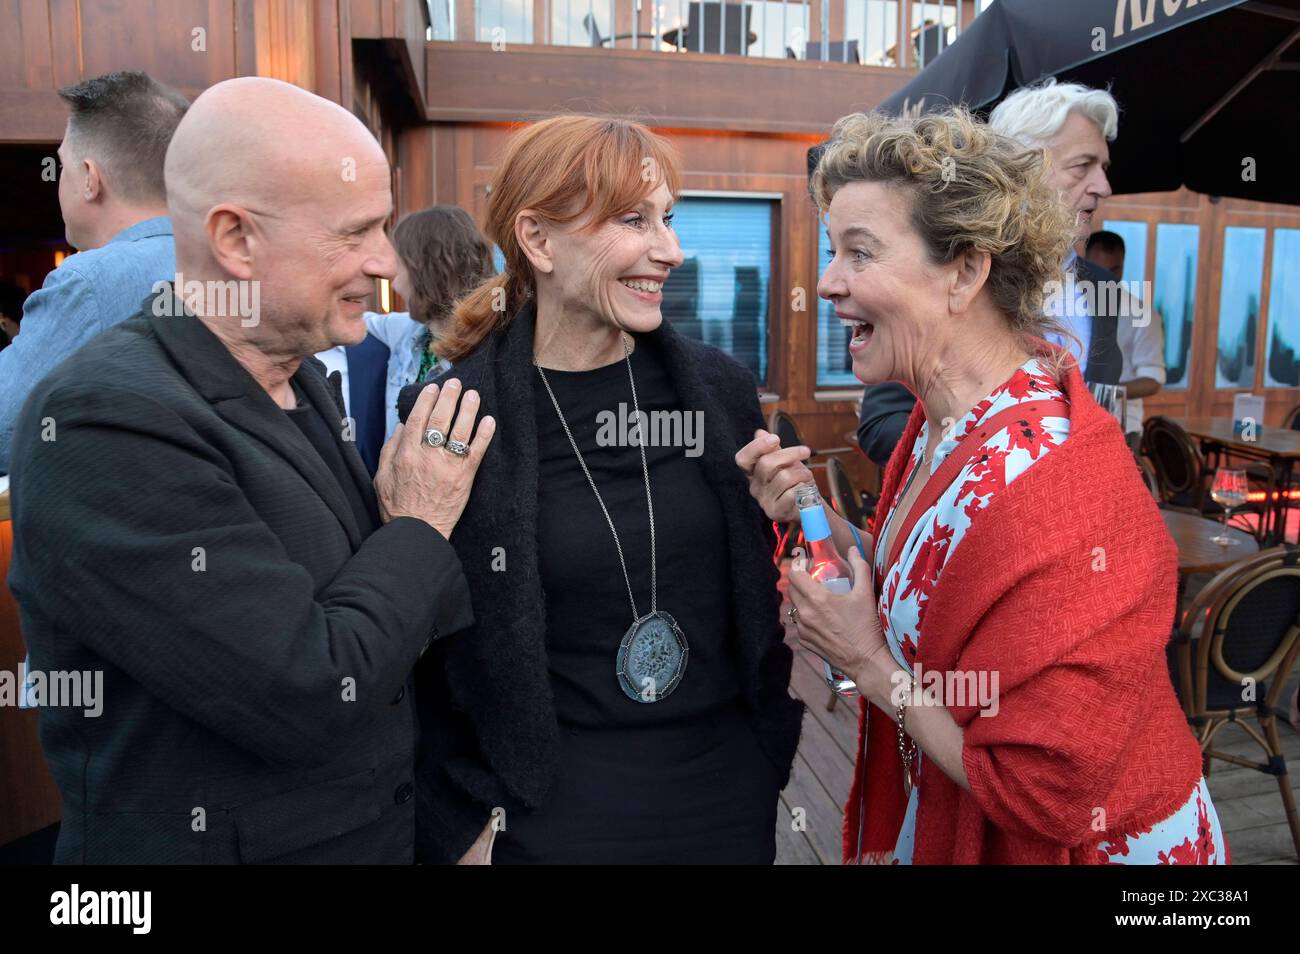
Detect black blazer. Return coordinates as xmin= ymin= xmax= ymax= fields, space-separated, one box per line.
xmin=7 ymin=290 xmax=473 ymax=864
xmin=857 ymin=260 xmax=1125 ymax=465
xmin=397 ymin=302 xmax=805 ymax=864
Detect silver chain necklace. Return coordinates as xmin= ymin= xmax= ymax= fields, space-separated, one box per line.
xmin=534 ymin=334 xmax=688 ymax=703
xmin=535 ymin=334 xmax=656 ymax=619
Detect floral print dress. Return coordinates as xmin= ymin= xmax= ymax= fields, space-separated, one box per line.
xmin=871 ymin=358 xmax=1226 ymax=865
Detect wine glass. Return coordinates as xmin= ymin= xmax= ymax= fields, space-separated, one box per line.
xmin=1209 ymin=468 xmax=1248 ymax=546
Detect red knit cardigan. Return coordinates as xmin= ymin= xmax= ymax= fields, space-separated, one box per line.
xmin=841 ymin=357 xmax=1205 ymax=864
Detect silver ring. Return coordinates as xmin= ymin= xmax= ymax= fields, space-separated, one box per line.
xmin=424 ymin=428 xmax=447 ymax=448
xmin=445 ymin=439 xmax=469 ymax=458
xmin=786 ymin=605 xmax=799 ymax=626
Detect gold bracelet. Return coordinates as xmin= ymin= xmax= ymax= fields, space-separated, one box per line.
xmin=895 ymin=674 xmax=918 ymax=798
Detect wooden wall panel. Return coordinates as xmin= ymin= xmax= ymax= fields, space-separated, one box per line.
xmin=0 ymin=519 xmax=63 ymax=846
xmin=0 ymin=0 xmax=56 ymax=90
xmin=254 ymin=0 xmax=317 ymax=88
xmin=70 ymin=0 xmax=236 ymax=93
xmin=0 ymin=0 xmax=359 ymax=144
xmin=423 ymin=41 xmax=910 ymax=134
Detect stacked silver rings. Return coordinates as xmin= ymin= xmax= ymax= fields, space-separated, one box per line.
xmin=424 ymin=428 xmax=469 ymax=457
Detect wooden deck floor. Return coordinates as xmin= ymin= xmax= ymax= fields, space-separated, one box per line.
xmin=773 ymin=583 xmax=1300 ymax=866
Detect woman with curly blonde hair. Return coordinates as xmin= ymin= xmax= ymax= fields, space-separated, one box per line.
xmin=737 ymin=107 xmax=1225 ymax=865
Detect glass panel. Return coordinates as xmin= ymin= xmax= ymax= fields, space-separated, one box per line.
xmin=552 ymin=0 xmax=609 ymax=47
xmin=816 ymin=223 xmax=856 ymax=386
xmin=662 ymin=196 xmax=772 ymax=383
xmin=864 ymin=0 xmax=900 ymax=66
xmin=477 ymin=0 xmax=534 ymax=44
xmin=1097 ymin=219 xmax=1147 ymax=290
xmin=910 ymin=1 xmax=958 ymax=65
xmin=1154 ymin=223 xmax=1199 ymax=391
xmin=1266 ymin=228 xmax=1300 ymax=388
xmin=1215 ymin=227 xmax=1265 ymax=389
xmin=751 ymin=0 xmax=809 ymax=59
xmin=429 ymin=0 xmax=454 ymax=40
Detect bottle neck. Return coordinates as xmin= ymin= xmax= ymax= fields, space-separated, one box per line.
xmin=797 ymin=500 xmax=831 ymax=543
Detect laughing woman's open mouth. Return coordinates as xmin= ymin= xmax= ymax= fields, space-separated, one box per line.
xmin=841 ymin=315 xmax=875 ymax=353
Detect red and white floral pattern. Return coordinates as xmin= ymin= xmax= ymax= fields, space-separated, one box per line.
xmin=873 ymin=358 xmax=1226 ymax=865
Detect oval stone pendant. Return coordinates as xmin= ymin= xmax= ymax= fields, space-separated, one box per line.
xmin=616 ymin=610 xmax=688 ymax=703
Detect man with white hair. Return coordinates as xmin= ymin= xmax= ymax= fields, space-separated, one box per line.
xmin=857 ymin=79 xmax=1126 ymax=466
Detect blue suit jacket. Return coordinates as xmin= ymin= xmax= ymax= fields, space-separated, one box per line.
xmin=345 ymin=334 xmax=390 ymax=476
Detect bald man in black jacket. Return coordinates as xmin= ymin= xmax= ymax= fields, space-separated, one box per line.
xmin=7 ymin=77 xmax=493 ymax=864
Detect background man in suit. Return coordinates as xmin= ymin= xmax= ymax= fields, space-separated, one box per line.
xmin=0 ymin=71 xmax=188 ymax=472
xmin=1085 ymin=229 xmax=1166 ymax=445
xmin=856 ymin=79 xmax=1124 ymax=466
xmin=315 ymin=334 xmax=392 ymax=476
xmin=7 ymin=77 xmax=495 ymax=863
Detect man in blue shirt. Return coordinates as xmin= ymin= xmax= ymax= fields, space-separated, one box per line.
xmin=0 ymin=71 xmax=187 ymax=472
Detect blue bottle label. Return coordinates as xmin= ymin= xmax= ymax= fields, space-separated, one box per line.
xmin=798 ymin=504 xmax=832 ymax=542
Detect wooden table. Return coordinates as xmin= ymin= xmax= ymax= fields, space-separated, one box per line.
xmin=1169 ymin=417 xmax=1300 ymax=544
xmin=1162 ymin=508 xmax=1258 ymax=575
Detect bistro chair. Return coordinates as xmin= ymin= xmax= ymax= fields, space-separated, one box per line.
xmin=1143 ymin=416 xmax=1269 ymax=540
xmin=787 ymin=40 xmax=860 ymax=62
xmin=1137 ymin=453 xmax=1161 ymax=501
xmin=767 ymin=409 xmax=856 ymax=470
xmin=827 ymin=455 xmax=874 ymax=531
xmin=1143 ymin=416 xmax=1209 ymax=508
xmin=582 ymin=13 xmax=636 ymax=47
xmin=1250 ymin=403 xmax=1300 ymax=537
xmin=1172 ymin=545 xmax=1300 ymax=860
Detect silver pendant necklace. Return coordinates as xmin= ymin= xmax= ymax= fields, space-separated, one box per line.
xmin=534 ymin=334 xmax=688 ymax=704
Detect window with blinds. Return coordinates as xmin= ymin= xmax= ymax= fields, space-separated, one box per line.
xmin=816 ymin=224 xmax=856 ymax=386
xmin=661 ymin=194 xmax=773 ymax=385
xmin=1155 ymin=223 xmax=1200 ymax=391
xmin=1266 ymin=229 xmax=1300 ymax=388
xmin=1216 ymin=227 xmax=1266 ymax=389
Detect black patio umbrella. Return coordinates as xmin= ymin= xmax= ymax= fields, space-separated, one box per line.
xmin=809 ymin=0 xmax=1300 ymax=204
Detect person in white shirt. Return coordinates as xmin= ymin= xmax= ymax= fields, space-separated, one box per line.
xmin=1085 ymin=229 xmax=1166 ymax=442
xmin=318 ymin=205 xmax=494 ymax=440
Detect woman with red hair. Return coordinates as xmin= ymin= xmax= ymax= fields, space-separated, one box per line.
xmin=398 ymin=116 xmax=802 ymax=864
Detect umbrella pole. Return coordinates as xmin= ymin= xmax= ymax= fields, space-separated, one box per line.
xmin=1180 ymin=23 xmax=1300 ymax=143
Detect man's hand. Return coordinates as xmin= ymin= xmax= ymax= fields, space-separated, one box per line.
xmin=456 ymin=817 xmax=496 ymax=865
xmin=375 ymin=379 xmax=496 ymax=538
